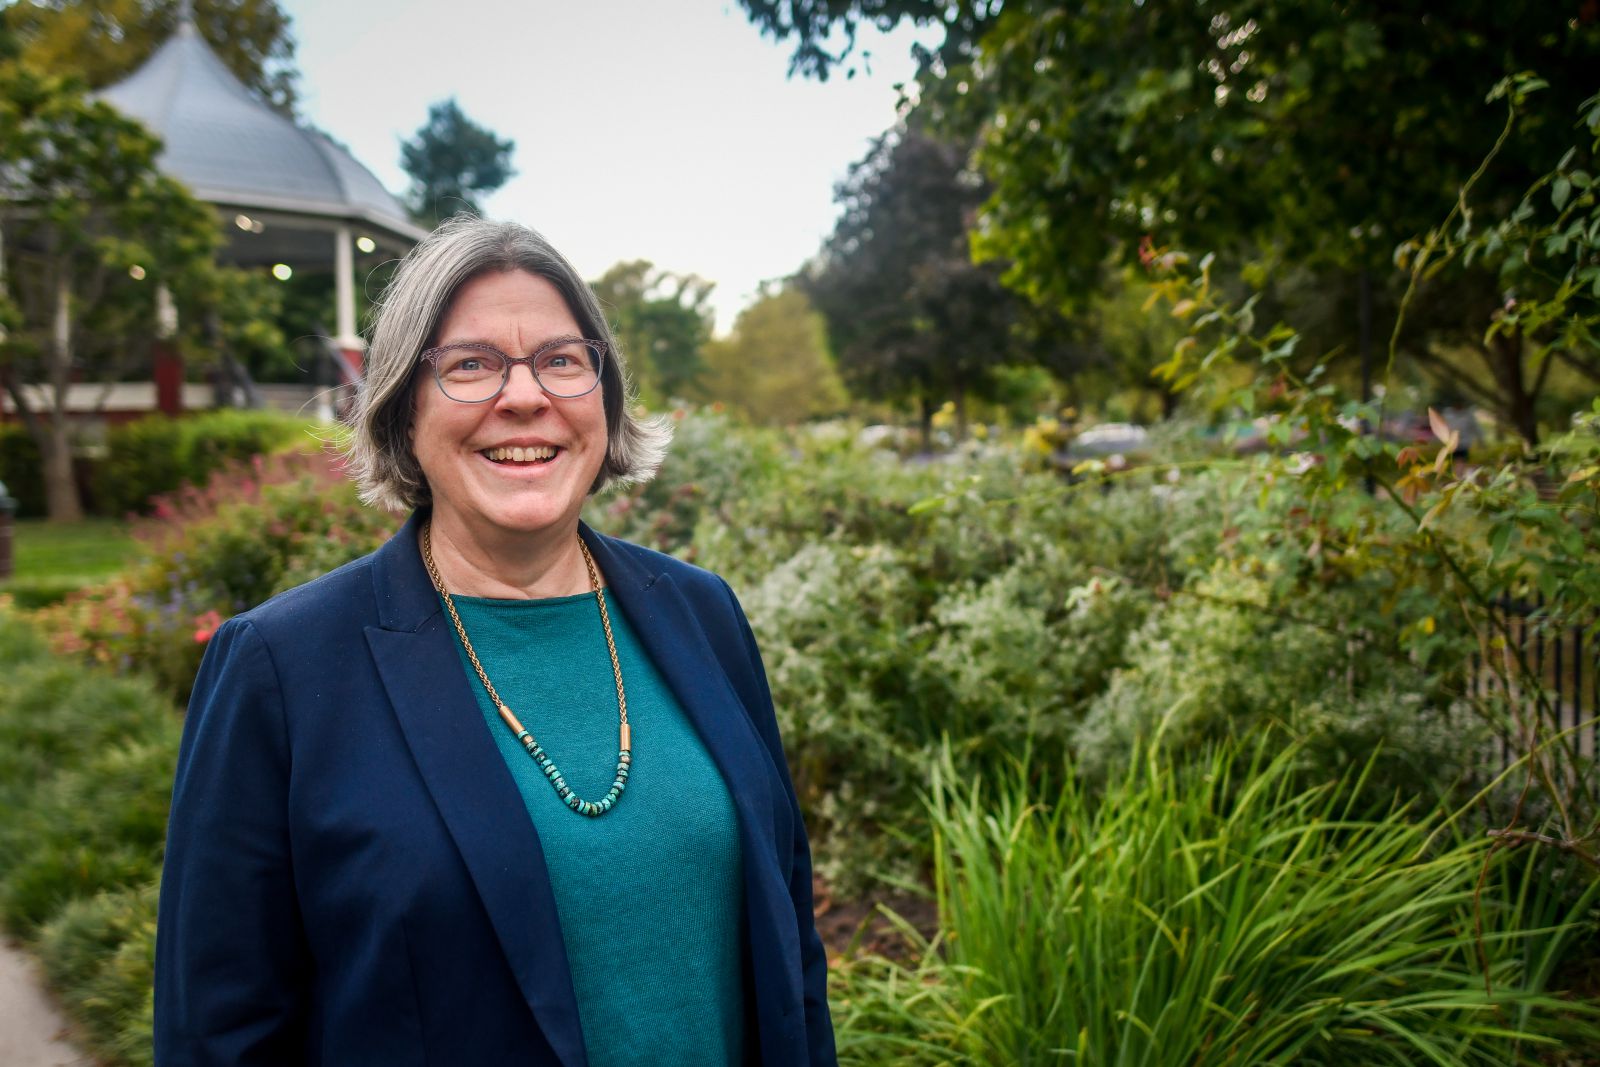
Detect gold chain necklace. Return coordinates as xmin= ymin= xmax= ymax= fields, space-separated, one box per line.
xmin=422 ymin=520 xmax=632 ymax=817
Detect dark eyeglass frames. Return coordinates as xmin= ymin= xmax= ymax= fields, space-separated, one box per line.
xmin=419 ymin=338 xmax=607 ymax=403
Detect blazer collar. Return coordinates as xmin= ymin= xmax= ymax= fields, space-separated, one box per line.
xmin=370 ymin=509 xmax=450 ymax=632
xmin=368 ymin=511 xmax=666 ymax=632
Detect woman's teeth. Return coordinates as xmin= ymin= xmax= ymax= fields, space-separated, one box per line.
xmin=483 ymin=445 xmax=557 ymax=463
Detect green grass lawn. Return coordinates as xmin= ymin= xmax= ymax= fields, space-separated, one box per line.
xmin=3 ymin=518 xmax=144 ymax=605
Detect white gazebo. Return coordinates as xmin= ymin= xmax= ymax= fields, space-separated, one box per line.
xmin=99 ymin=12 xmax=425 ymax=401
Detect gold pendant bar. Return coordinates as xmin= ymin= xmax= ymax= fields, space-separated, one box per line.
xmin=497 ymin=703 xmax=526 ymax=735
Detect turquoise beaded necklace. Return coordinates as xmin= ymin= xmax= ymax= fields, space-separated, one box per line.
xmin=422 ymin=521 xmax=632 ymax=817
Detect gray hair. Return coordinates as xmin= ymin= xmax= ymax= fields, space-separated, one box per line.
xmin=344 ymin=216 xmax=671 ymax=513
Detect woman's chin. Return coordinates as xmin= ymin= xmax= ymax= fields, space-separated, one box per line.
xmin=448 ymin=495 xmax=583 ymax=541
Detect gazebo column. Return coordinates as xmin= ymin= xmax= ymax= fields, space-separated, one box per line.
xmin=331 ymin=226 xmax=366 ymax=420
xmin=335 ymin=224 xmax=365 ymax=369
xmin=153 ymin=283 xmax=184 ymax=416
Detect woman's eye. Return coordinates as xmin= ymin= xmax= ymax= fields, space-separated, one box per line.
xmin=445 ymin=351 xmax=501 ymax=376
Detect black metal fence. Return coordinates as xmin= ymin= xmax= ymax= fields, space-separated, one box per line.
xmin=1469 ymin=598 xmax=1597 ymax=774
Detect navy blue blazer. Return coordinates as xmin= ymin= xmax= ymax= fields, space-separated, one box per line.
xmin=154 ymin=511 xmax=837 ymax=1067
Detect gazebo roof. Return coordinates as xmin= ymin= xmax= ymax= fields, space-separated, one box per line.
xmin=100 ymin=21 xmax=426 ymax=260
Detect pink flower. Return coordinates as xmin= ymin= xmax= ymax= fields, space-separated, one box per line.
xmin=193 ymin=609 xmax=224 ymax=644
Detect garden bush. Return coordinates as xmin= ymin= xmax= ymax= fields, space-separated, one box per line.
xmin=0 ymin=604 xmax=48 ymax=665
xmin=92 ymin=409 xmax=315 ymax=517
xmin=0 ymin=609 xmax=173 ymax=1062
xmin=0 ymin=656 xmax=175 ymax=812
xmin=1074 ymin=564 xmax=1483 ymax=795
xmin=37 ymin=881 xmax=158 ymax=1067
xmin=0 ymin=723 xmax=179 ymax=935
xmin=597 ymin=415 xmax=1482 ymax=887
xmin=35 ymin=448 xmax=399 ymax=699
xmin=830 ymin=738 xmax=1600 ymax=1065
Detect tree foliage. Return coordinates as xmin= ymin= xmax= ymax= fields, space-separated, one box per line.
xmin=701 ymin=286 xmax=845 ymax=425
xmin=590 ymin=260 xmax=714 ymax=404
xmin=1392 ymin=78 xmax=1600 ymax=445
xmin=5 ymin=0 xmax=298 ymax=113
xmin=0 ymin=65 xmax=219 ymax=520
xmin=743 ymin=1 xmax=1600 ymax=440
xmin=1143 ymin=89 xmax=1600 ymax=872
xmin=959 ymin=2 xmax=1599 ymax=303
xmin=746 ymin=0 xmax=1596 ymax=285
xmin=802 ymin=124 xmax=1035 ymax=430
xmin=399 ymin=99 xmax=516 ymax=227
xmin=736 ymin=0 xmax=993 ymax=80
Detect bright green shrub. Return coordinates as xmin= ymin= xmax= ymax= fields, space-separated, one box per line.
xmin=0 ymin=422 xmax=46 ymax=517
xmin=832 ymin=740 xmax=1600 ymax=1065
xmin=37 ymin=880 xmax=158 ymax=1067
xmin=0 ymin=659 xmax=175 ymax=812
xmin=2 ymin=577 xmax=98 ymax=610
xmin=0 ymin=606 xmax=48 ymax=665
xmin=92 ymin=409 xmax=314 ymax=517
xmin=0 ymin=610 xmax=170 ymax=1063
xmin=0 ymin=729 xmax=179 ymax=934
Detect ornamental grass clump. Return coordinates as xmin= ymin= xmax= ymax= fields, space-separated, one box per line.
xmin=37 ymin=880 xmax=159 ymax=1067
xmin=0 ymin=726 xmax=179 ymax=935
xmin=0 ymin=610 xmax=170 ymax=1064
xmin=832 ymin=739 xmax=1599 ymax=1065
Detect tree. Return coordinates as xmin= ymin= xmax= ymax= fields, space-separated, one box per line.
xmin=0 ymin=65 xmax=219 ymax=520
xmin=6 ymin=0 xmax=298 ymax=113
xmin=737 ymin=0 xmax=992 ymax=80
xmin=742 ymin=0 xmax=1600 ymax=443
xmin=701 ymin=286 xmax=846 ymax=425
xmin=962 ymin=4 xmax=1596 ymax=303
xmin=802 ymin=124 xmax=1032 ymax=441
xmin=589 ymin=261 xmax=714 ymax=404
xmin=1392 ymin=81 xmax=1600 ymax=446
xmin=400 ymin=99 xmax=516 ymax=227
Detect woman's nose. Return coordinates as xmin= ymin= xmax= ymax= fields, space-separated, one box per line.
xmin=496 ymin=363 xmax=550 ymax=410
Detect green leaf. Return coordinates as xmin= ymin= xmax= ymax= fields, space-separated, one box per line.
xmin=1552 ymin=176 xmax=1572 ymax=211
xmin=1488 ymin=522 xmax=1513 ymax=563
xmin=1537 ymin=565 xmax=1559 ymax=601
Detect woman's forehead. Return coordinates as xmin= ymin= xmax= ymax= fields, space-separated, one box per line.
xmin=434 ymin=269 xmax=583 ymax=346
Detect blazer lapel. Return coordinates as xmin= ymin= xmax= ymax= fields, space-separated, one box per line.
xmin=364 ymin=513 xmax=588 ymax=1067
xmin=583 ymin=527 xmax=806 ymax=1056
xmin=579 ymin=527 xmax=781 ymax=878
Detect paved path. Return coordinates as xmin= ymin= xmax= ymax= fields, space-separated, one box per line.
xmin=0 ymin=937 xmax=93 ymax=1067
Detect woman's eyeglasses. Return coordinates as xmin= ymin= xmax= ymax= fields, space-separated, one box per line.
xmin=420 ymin=339 xmax=606 ymax=403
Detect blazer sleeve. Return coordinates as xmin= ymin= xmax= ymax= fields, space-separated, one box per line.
xmin=718 ymin=578 xmax=838 ymax=1067
xmin=154 ymin=617 xmax=312 ymax=1066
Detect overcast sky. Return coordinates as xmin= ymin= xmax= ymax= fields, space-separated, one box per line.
xmin=279 ymin=0 xmax=933 ymax=332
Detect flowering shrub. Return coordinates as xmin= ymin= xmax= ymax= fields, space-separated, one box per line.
xmin=35 ymin=448 xmax=398 ymax=698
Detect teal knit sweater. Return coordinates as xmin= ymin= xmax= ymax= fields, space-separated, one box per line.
xmin=444 ymin=591 xmax=747 ymax=1066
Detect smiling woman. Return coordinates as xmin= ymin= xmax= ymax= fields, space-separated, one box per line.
xmin=152 ymin=217 xmax=838 ymax=1067
xmin=409 ymin=270 xmax=613 ymax=589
